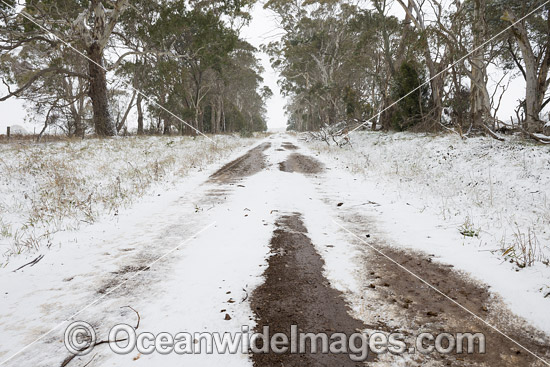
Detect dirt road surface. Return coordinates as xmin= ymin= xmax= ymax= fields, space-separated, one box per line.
xmin=0 ymin=134 xmax=548 ymax=367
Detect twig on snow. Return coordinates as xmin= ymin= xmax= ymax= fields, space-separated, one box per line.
xmin=60 ymin=307 xmax=141 ymax=367
xmin=13 ymin=254 xmax=44 ymax=272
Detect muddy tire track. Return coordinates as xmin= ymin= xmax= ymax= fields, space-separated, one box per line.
xmin=209 ymin=142 xmax=271 ymax=183
xmin=251 ymin=213 xmax=375 ymax=366
xmin=340 ymin=212 xmax=550 ymax=366
xmin=282 ymin=142 xmax=299 ymax=150
xmin=82 ymin=141 xmax=274 ymax=362
xmin=279 ymin=153 xmax=324 ymax=174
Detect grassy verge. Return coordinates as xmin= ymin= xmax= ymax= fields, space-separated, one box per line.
xmin=306 ymin=131 xmax=550 ymax=267
xmin=0 ymin=135 xmax=261 ymax=262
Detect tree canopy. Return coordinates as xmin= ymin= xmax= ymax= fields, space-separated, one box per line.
xmin=0 ymin=0 xmax=270 ymax=136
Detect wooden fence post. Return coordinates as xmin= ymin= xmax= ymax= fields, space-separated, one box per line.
xmin=6 ymin=126 xmax=10 ymax=141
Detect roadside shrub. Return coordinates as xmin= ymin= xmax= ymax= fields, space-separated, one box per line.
xmin=390 ymin=61 xmax=429 ymax=131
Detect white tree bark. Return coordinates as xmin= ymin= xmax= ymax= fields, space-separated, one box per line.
xmin=72 ymin=0 xmax=130 ymax=136
xmin=503 ymin=9 xmax=550 ymax=132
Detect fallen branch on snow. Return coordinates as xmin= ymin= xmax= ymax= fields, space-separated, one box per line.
xmin=12 ymin=255 xmax=44 ymax=272
xmin=60 ymin=306 xmax=141 ymax=367
xmin=309 ymin=122 xmax=352 ymax=148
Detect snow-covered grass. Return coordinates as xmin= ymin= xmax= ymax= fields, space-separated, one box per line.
xmin=0 ymin=135 xmax=261 ymax=262
xmin=305 ymin=131 xmax=550 ymax=267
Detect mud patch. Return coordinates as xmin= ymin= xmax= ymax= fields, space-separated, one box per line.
xmin=251 ymin=213 xmax=375 ymax=366
xmin=279 ymin=153 xmax=323 ymax=174
xmin=95 ymin=255 xmax=159 ymax=296
xmin=282 ymin=142 xmax=299 ymax=150
xmin=344 ymin=212 xmax=550 ymax=366
xmin=97 ymin=264 xmax=150 ymax=295
xmin=209 ymin=142 xmax=270 ymax=183
xmin=111 ymin=264 xmax=150 ymax=275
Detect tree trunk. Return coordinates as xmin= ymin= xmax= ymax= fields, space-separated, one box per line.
xmin=198 ymin=110 xmax=204 ymax=134
xmin=88 ymin=43 xmax=116 ymax=136
xmin=525 ymin=69 xmax=542 ymax=131
xmin=193 ymin=106 xmax=201 ymax=136
xmin=211 ymin=102 xmax=217 ymax=134
xmin=72 ymin=105 xmax=83 ymax=137
xmin=136 ymin=93 xmax=144 ymax=135
xmin=116 ymin=90 xmax=136 ymax=133
xmin=163 ymin=115 xmax=171 ymax=135
xmin=396 ymin=0 xmax=444 ymax=128
xmin=470 ymin=0 xmax=492 ymax=129
xmin=68 ymin=95 xmax=83 ymax=137
xmin=421 ymin=44 xmax=444 ymax=127
xmin=221 ymin=99 xmax=226 ymax=132
xmin=427 ymin=61 xmax=443 ymax=126
xmin=504 ymin=9 xmax=550 ymax=132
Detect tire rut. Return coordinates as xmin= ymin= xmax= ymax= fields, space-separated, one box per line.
xmin=251 ymin=213 xmax=376 ymax=366
xmin=279 ymin=153 xmax=324 ymax=174
xmin=209 ymin=142 xmax=271 ymax=183
xmin=341 ymin=211 xmax=550 ymax=366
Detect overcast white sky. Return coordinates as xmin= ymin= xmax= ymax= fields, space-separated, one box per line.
xmin=0 ymin=85 xmax=27 ymax=133
xmin=0 ymin=3 xmax=289 ymax=134
xmin=241 ymin=2 xmax=288 ymax=130
xmin=0 ymin=2 xmax=540 ymax=134
xmin=241 ymin=2 xmax=531 ymax=129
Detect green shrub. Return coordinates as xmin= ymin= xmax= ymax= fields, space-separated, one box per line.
xmin=390 ymin=61 xmax=429 ymax=131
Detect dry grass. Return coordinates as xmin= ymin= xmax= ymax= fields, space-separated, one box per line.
xmin=0 ymin=135 xmax=258 ymax=261
xmin=306 ymin=130 xmax=550 ymax=267
xmin=501 ymin=226 xmax=548 ymax=268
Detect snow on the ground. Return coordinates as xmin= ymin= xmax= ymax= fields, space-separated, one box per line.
xmin=0 ymin=134 xmax=360 ymax=366
xmin=99 ymin=137 xmax=358 ymax=366
xmin=1 ymin=132 xmax=549 ymax=366
xmin=0 ymin=135 xmax=261 ymax=264
xmin=301 ymin=130 xmax=550 ymax=333
xmin=0 ymin=136 xmax=272 ymax=366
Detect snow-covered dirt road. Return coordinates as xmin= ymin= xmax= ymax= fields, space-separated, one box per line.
xmin=0 ymin=134 xmax=549 ymax=366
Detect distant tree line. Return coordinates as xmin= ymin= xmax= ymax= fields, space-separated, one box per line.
xmin=264 ymin=0 xmax=550 ymax=139
xmin=0 ymin=0 xmax=270 ymax=137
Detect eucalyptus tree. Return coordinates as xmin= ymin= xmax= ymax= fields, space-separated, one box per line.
xmin=212 ymin=39 xmax=270 ymax=133
xmin=1 ymin=0 xmax=269 ymax=136
xmin=265 ymin=1 xmax=381 ymax=130
xmin=432 ymin=0 xmax=550 ymax=134
xmin=0 ymin=0 xmax=131 ymax=136
xmin=502 ymin=1 xmax=550 ymax=133
xmin=395 ymin=0 xmax=453 ymax=128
